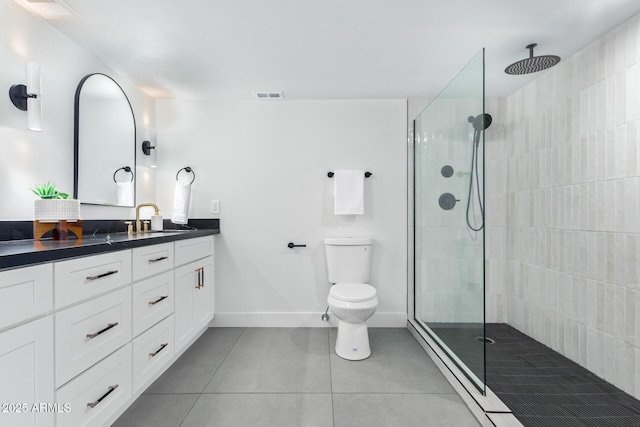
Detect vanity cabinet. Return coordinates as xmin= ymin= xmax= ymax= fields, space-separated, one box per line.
xmin=0 ymin=232 xmax=216 ymax=427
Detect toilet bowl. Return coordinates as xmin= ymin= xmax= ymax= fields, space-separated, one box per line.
xmin=324 ymin=237 xmax=377 ymax=360
xmin=328 ymin=283 xmax=379 ymax=360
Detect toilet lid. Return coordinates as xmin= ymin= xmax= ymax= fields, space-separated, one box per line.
xmin=330 ymin=283 xmax=377 ymax=302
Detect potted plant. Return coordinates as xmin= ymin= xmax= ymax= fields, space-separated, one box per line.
xmin=31 ymin=182 xmax=80 ymax=222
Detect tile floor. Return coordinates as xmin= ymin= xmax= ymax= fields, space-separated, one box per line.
xmin=429 ymin=323 xmax=640 ymax=427
xmin=113 ymin=327 xmax=480 ymax=427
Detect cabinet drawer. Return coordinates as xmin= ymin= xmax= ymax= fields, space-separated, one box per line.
xmin=174 ymin=236 xmax=214 ymax=266
xmin=56 ymin=343 xmax=132 ymax=427
xmin=132 ymin=315 xmax=174 ymax=393
xmin=55 ymin=250 xmax=131 ymax=308
xmin=55 ymin=288 xmax=132 ymax=387
xmin=0 ymin=263 xmax=53 ymax=330
xmin=132 ymin=243 xmax=174 ymax=282
xmin=132 ymin=271 xmax=174 ymax=337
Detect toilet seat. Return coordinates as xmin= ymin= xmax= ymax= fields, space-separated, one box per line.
xmin=329 ymin=283 xmax=376 ymax=303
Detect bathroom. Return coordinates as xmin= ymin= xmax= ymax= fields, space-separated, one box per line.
xmin=2 ymin=0 xmax=640 ymax=426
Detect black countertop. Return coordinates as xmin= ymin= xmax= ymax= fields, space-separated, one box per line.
xmin=0 ymin=228 xmax=219 ymax=271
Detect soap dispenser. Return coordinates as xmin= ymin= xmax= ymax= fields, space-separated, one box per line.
xmin=151 ymin=212 xmax=163 ymax=231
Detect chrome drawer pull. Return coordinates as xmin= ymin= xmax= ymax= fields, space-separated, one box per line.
xmin=148 ymin=256 xmax=168 ymax=263
xmin=149 ymin=295 xmax=168 ymax=305
xmin=86 ymin=322 xmax=119 ymax=339
xmin=87 ymin=384 xmax=119 ymax=408
xmin=149 ymin=343 xmax=169 ymax=357
xmin=86 ymin=270 xmax=118 ymax=281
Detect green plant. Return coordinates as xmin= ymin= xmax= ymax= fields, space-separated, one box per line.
xmin=30 ymin=182 xmax=70 ymax=199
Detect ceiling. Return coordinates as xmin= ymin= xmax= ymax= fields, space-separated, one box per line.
xmin=31 ymin=0 xmax=640 ymax=100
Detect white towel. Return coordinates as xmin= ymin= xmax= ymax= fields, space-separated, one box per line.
xmin=171 ymin=181 xmax=191 ymax=224
xmin=116 ymin=181 xmax=134 ymax=206
xmin=333 ymin=170 xmax=364 ymax=215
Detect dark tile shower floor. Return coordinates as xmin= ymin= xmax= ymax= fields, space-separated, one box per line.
xmin=428 ymin=323 xmax=640 ymax=427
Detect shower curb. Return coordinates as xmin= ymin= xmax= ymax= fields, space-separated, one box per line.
xmin=407 ymin=320 xmax=523 ymax=427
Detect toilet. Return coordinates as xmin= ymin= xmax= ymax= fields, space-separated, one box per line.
xmin=324 ymin=237 xmax=378 ymax=360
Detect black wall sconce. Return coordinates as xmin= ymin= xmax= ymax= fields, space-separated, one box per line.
xmin=9 ymin=63 xmax=42 ymax=132
xmin=142 ymin=140 xmax=157 ymax=167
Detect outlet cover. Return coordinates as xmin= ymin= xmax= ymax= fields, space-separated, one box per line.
xmin=211 ymin=200 xmax=220 ymax=214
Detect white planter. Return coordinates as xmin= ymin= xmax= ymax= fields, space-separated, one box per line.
xmin=34 ymin=199 xmax=81 ymax=221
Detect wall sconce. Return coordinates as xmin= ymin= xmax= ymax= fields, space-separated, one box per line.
xmin=142 ymin=140 xmax=157 ymax=168
xmin=9 ymin=63 xmax=42 ymax=132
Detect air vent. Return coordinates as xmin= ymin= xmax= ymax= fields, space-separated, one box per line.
xmin=254 ymin=91 xmax=284 ymax=100
xmin=14 ymin=0 xmax=80 ymax=19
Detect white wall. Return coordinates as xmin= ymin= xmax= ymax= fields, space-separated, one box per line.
xmin=495 ymin=12 xmax=640 ymax=397
xmin=156 ymin=99 xmax=408 ymax=327
xmin=0 ymin=1 xmax=156 ymax=221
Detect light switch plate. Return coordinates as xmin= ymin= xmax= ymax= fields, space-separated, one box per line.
xmin=211 ymin=200 xmax=220 ymax=214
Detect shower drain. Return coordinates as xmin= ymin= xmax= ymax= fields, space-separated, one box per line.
xmin=475 ymin=336 xmax=495 ymax=344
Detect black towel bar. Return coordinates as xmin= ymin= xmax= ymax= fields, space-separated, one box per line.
xmin=327 ymin=171 xmax=372 ymax=178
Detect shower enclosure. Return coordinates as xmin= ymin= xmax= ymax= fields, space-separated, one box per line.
xmin=413 ymin=49 xmax=487 ymax=392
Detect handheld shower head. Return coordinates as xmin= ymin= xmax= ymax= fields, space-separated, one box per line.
xmin=467 ymin=113 xmax=492 ymax=131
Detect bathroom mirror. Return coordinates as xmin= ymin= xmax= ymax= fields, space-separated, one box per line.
xmin=74 ymin=73 xmax=136 ymax=206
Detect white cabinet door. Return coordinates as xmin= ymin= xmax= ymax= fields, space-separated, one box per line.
xmin=0 ymin=316 xmax=54 ymax=427
xmin=174 ymin=255 xmax=215 ymax=353
xmin=194 ymin=256 xmax=214 ymax=327
xmin=174 ymin=261 xmax=197 ymax=353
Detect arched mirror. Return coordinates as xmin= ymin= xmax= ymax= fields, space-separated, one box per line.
xmin=74 ymin=73 xmax=136 ymax=206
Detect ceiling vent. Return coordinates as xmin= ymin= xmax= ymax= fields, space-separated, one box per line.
xmin=254 ymin=91 xmax=284 ymax=100
xmin=14 ymin=0 xmax=80 ymax=19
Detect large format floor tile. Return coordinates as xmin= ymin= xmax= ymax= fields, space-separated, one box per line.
xmin=181 ymin=393 xmax=334 ymax=427
xmin=332 ymin=393 xmax=479 ymax=427
xmin=115 ymin=327 xmax=481 ymax=427
xmin=144 ymin=327 xmax=244 ymax=394
xmin=111 ymin=394 xmax=199 ymax=427
xmin=330 ymin=328 xmax=456 ymax=393
xmin=204 ymin=328 xmax=331 ymax=393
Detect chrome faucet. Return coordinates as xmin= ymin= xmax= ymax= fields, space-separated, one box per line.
xmin=135 ymin=203 xmax=159 ymax=234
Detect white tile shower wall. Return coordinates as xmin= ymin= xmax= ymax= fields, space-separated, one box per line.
xmin=0 ymin=1 xmax=156 ymax=220
xmin=496 ymin=12 xmax=640 ymax=398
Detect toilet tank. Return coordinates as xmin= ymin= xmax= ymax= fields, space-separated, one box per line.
xmin=324 ymin=237 xmax=373 ymax=284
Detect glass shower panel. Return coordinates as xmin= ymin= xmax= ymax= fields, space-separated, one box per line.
xmin=414 ymin=49 xmax=486 ymax=392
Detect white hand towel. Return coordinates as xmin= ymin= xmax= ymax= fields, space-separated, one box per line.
xmin=171 ymin=181 xmax=191 ymax=224
xmin=116 ymin=181 xmax=134 ymax=206
xmin=333 ymin=170 xmax=364 ymax=215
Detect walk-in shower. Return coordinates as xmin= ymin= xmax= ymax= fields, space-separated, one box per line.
xmin=413 ymin=49 xmax=487 ymax=392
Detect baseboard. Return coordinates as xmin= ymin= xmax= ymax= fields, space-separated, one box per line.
xmin=209 ymin=311 xmax=407 ymax=327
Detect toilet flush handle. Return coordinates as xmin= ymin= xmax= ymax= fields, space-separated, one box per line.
xmin=287 ymin=242 xmax=307 ymax=249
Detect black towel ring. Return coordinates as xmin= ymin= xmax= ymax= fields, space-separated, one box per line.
xmin=176 ymin=166 xmax=196 ymax=184
xmin=113 ymin=166 xmax=134 ymax=183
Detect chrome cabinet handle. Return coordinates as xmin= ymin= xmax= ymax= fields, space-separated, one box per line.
xmin=86 ymin=322 xmax=118 ymax=339
xmin=149 ymin=295 xmax=168 ymax=305
xmin=87 ymin=384 xmax=119 ymax=408
xmin=148 ymin=256 xmax=168 ymax=263
xmin=149 ymin=343 xmax=168 ymax=357
xmin=86 ymin=270 xmax=118 ymax=281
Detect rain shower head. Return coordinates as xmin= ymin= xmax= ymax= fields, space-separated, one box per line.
xmin=467 ymin=113 xmax=492 ymax=131
xmin=504 ymin=44 xmax=560 ymax=75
